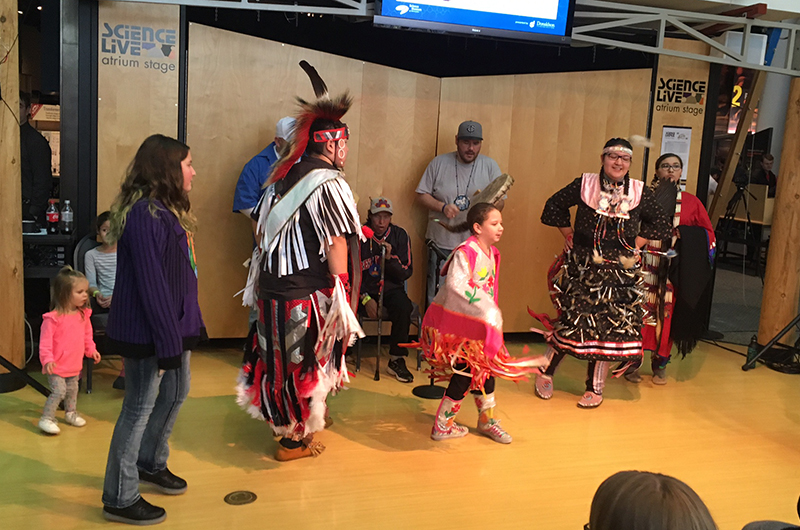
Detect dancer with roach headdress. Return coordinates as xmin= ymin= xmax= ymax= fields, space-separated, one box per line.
xmin=623 ymin=153 xmax=716 ymax=386
xmin=530 ymin=138 xmax=672 ymax=408
xmin=236 ymin=61 xmax=365 ymax=461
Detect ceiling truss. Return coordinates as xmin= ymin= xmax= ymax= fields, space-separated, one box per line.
xmin=111 ymin=0 xmax=800 ymax=75
xmin=573 ymin=0 xmax=800 ymax=76
xmin=111 ymin=0 xmax=374 ymax=17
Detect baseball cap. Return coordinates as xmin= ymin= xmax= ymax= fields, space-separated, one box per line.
xmin=369 ymin=197 xmax=393 ymax=215
xmin=275 ymin=116 xmax=296 ymax=141
xmin=457 ymin=120 xmax=483 ymax=140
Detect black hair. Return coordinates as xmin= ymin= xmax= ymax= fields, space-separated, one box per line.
xmin=306 ymin=118 xmax=347 ymax=156
xmin=94 ymin=211 xmax=111 ymax=235
xmin=655 ymin=152 xmax=683 ymax=171
xmin=467 ymin=202 xmax=499 ymax=235
xmin=19 ymin=91 xmax=31 ymax=109
xmin=603 ymin=137 xmax=633 ymax=151
xmin=600 ymin=138 xmax=633 ymax=196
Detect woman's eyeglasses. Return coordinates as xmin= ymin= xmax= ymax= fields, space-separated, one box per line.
xmin=659 ymin=163 xmax=682 ymax=171
xmin=605 ymin=153 xmax=632 ymax=163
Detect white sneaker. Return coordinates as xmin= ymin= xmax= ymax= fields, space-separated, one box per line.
xmin=477 ymin=419 xmax=512 ymax=444
xmin=430 ymin=422 xmax=469 ymax=441
xmin=39 ymin=418 xmax=61 ymax=435
xmin=65 ymin=412 xmax=86 ymax=427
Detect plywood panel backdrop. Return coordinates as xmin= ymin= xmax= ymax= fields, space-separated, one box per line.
xmin=97 ymin=1 xmax=180 ymax=212
xmin=186 ymin=23 xmax=651 ymax=337
xmin=1 ymin=0 xmax=24 ymax=374
xmin=186 ymin=24 xmax=440 ymax=337
xmin=650 ymin=38 xmax=711 ymax=194
xmin=440 ymin=69 xmax=652 ymax=332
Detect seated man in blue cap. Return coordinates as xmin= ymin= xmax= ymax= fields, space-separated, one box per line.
xmin=359 ymin=197 xmax=415 ymax=383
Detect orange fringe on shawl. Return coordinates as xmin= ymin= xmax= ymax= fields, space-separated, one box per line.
xmin=420 ymin=326 xmax=540 ymax=391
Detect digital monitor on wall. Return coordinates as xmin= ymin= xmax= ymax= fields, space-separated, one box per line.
xmin=374 ymin=0 xmax=575 ymax=44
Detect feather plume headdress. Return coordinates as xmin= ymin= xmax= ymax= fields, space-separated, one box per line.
xmin=266 ymin=60 xmax=353 ymax=185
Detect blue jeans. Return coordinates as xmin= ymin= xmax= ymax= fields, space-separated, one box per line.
xmin=426 ymin=246 xmax=452 ymax=308
xmin=102 ymin=351 xmax=191 ymax=509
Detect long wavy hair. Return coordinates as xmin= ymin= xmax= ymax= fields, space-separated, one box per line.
xmin=108 ymin=134 xmax=195 ymax=242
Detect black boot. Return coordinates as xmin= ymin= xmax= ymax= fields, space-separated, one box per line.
xmin=139 ymin=468 xmax=187 ymax=495
xmin=103 ymin=497 xmax=166 ymax=526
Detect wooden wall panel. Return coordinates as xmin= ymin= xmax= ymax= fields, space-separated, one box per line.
xmin=440 ymin=69 xmax=651 ymax=332
xmin=358 ymin=62 xmax=441 ymax=303
xmin=186 ymin=24 xmax=440 ymax=337
xmin=651 ymin=38 xmax=711 ymax=194
xmin=0 ymin=0 xmax=24 ymax=376
xmin=437 ymin=76 xmax=515 ymax=166
xmin=185 ymin=25 xmax=652 ymax=337
xmin=96 ymin=1 xmax=180 ymax=212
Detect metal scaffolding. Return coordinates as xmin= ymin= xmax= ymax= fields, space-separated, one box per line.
xmin=109 ymin=0 xmax=800 ymax=75
xmin=111 ymin=0 xmax=374 ymax=17
xmin=572 ymin=0 xmax=800 ymax=76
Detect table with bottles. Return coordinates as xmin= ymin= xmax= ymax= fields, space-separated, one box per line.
xmin=24 ymin=199 xmax=76 ymax=279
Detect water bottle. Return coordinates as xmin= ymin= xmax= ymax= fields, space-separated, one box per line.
xmin=60 ymin=200 xmax=74 ymax=235
xmin=46 ymin=200 xmax=59 ymax=234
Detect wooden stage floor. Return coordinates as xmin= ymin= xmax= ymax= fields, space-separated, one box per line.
xmin=2 ymin=340 xmax=799 ymax=530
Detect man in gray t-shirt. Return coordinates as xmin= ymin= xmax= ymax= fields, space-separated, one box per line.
xmin=416 ymin=120 xmax=502 ymax=306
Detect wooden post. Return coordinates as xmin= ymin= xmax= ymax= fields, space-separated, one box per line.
xmin=758 ymin=78 xmax=800 ymax=345
xmin=708 ymin=71 xmax=766 ymax=224
xmin=0 ymin=0 xmax=26 ymax=392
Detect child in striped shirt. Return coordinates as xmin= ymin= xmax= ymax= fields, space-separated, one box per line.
xmin=84 ymin=211 xmax=123 ymax=388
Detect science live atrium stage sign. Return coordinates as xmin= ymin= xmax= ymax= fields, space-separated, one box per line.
xmin=95 ymin=1 xmax=180 ymax=219
xmin=98 ymin=2 xmax=179 ymax=76
xmin=655 ymin=76 xmax=707 ymax=117
xmin=650 ymin=40 xmax=711 ymax=194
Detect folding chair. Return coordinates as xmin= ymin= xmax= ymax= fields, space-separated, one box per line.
xmin=73 ymin=234 xmax=107 ymax=394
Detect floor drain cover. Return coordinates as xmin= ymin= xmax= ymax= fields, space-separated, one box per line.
xmin=224 ymin=491 xmax=257 ymax=505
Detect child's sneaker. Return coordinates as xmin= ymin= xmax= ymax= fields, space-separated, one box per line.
xmin=39 ymin=417 xmax=61 ymax=435
xmin=65 ymin=411 xmax=86 ymax=427
xmin=477 ymin=418 xmax=512 ymax=444
xmin=431 ymin=396 xmax=469 ymax=441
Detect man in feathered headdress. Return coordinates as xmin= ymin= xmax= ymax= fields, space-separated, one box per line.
xmin=236 ymin=62 xmax=365 ymax=461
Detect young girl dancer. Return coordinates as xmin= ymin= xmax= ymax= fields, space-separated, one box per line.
xmin=84 ymin=211 xmax=124 ymax=389
xmin=422 ymin=202 xmax=541 ymax=444
xmin=38 ymin=266 xmax=101 ymax=435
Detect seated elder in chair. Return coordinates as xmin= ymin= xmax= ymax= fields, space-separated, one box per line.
xmin=359 ymin=197 xmax=415 ymax=383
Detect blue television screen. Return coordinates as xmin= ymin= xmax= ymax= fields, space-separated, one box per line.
xmin=375 ymin=0 xmax=575 ymax=43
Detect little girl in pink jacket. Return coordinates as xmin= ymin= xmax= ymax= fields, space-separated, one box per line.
xmin=38 ymin=266 xmax=101 ymax=435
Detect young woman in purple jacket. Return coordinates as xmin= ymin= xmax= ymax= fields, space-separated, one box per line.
xmin=101 ymin=134 xmax=204 ymax=526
